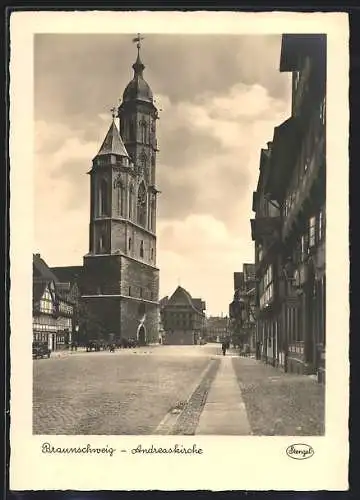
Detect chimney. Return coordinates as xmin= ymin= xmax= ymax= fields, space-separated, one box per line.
xmin=267 ymin=141 xmax=273 ymax=151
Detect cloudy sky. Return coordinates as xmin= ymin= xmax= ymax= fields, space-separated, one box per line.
xmin=34 ymin=34 xmax=291 ymax=316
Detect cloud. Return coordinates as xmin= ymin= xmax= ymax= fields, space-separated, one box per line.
xmin=158 ymin=215 xmax=254 ymax=314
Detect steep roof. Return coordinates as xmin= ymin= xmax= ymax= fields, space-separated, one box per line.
xmin=167 ymin=286 xmax=205 ymax=315
xmin=33 ymin=280 xmax=47 ymax=303
xmin=192 ymin=298 xmax=206 ymax=313
xmin=96 ymin=120 xmax=129 ymax=158
xmin=33 ymin=254 xmax=59 ymax=282
xmin=50 ymin=266 xmax=83 ymax=284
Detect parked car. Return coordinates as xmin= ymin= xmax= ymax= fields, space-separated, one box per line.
xmin=32 ymin=342 xmax=51 ymax=359
xmin=120 ymin=337 xmax=139 ymax=348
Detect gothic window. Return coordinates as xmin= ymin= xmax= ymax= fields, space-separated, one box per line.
xmin=150 ymin=195 xmax=156 ymax=231
xmin=99 ymin=179 xmax=109 ymax=216
xmin=128 ymin=237 xmax=132 ymax=251
xmin=140 ymin=240 xmax=144 ymax=258
xmin=129 ymin=184 xmax=134 ymax=219
xmin=97 ymin=234 xmax=104 ymax=253
xmin=130 ymin=120 xmax=136 ymax=142
xmin=151 ymin=248 xmax=154 ymax=260
xmin=137 ymin=182 xmax=147 ymax=227
xmin=140 ymin=117 xmax=148 ymax=144
xmin=139 ymin=150 xmax=147 ymax=176
xmin=115 ymin=178 xmax=125 ymax=217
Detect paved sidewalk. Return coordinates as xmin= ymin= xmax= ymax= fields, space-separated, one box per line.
xmin=195 ymin=356 xmax=251 ymax=435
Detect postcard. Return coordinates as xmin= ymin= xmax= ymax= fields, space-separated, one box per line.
xmin=9 ymin=10 xmax=349 ymax=491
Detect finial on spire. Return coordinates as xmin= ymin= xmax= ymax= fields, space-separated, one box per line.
xmin=110 ymin=106 xmax=117 ymax=120
xmin=132 ymin=33 xmax=145 ymax=52
xmin=131 ymin=33 xmax=145 ymax=77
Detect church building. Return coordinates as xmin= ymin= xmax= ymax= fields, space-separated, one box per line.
xmin=80 ymin=38 xmax=160 ymax=345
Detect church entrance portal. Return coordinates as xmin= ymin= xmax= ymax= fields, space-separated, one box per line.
xmin=138 ymin=325 xmax=146 ymax=346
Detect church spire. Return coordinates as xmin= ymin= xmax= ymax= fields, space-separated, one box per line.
xmin=132 ymin=33 xmax=145 ymax=77
xmin=96 ymin=109 xmax=129 ymax=158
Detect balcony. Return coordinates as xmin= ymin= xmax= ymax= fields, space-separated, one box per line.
xmin=251 ymin=216 xmax=281 ymax=244
xmin=264 ymin=116 xmax=300 ymax=203
xmin=283 ymin=134 xmax=325 ymax=240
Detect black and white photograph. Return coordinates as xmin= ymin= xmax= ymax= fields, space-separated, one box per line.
xmin=9 ymin=11 xmax=349 ymax=492
xmin=31 ymin=30 xmax=326 ymax=437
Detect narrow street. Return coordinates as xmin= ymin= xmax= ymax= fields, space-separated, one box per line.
xmin=33 ymin=343 xmax=324 ymax=436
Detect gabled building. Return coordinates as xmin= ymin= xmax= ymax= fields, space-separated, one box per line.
xmin=33 ymin=254 xmax=74 ymax=351
xmin=229 ymin=265 xmax=257 ymax=352
xmin=161 ymin=286 xmax=206 ymax=345
xmin=251 ymin=34 xmax=326 ymax=380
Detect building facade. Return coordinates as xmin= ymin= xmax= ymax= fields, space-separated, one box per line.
xmin=205 ymin=316 xmax=229 ymax=344
xmin=229 ymin=265 xmax=257 ymax=352
xmin=161 ymin=286 xmax=206 ymax=345
xmin=81 ymin=41 xmax=160 ymax=345
xmin=251 ymin=34 xmax=326 ymax=379
xmin=33 ymin=254 xmax=74 ymax=351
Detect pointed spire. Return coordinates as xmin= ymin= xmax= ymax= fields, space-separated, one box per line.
xmin=132 ymin=33 xmax=145 ymax=77
xmin=96 ymin=115 xmax=129 ymax=158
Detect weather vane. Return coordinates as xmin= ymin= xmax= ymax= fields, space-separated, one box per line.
xmin=132 ymin=33 xmax=145 ymax=51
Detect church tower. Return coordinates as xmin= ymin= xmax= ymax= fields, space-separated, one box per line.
xmin=82 ymin=35 xmax=160 ymax=345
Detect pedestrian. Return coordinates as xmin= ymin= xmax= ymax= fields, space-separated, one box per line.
xmin=221 ymin=341 xmax=227 ymax=356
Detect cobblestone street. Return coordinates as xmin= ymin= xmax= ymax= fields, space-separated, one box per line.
xmin=33 ymin=344 xmax=222 ymax=435
xmin=33 ymin=344 xmax=325 ymax=435
xmin=231 ymin=356 xmax=325 ymax=435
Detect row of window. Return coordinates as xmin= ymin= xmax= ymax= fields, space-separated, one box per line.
xmin=128 ymin=286 xmax=154 ymax=301
xmin=33 ymin=332 xmax=48 ymax=342
xmin=33 ymin=323 xmax=58 ymax=332
xmin=128 ymin=238 xmax=155 ymax=261
xmin=259 ymin=283 xmax=274 ymax=310
xmin=39 ymin=299 xmax=72 ymax=316
xmin=300 ymin=209 xmax=325 ymax=259
xmin=97 ymin=179 xmax=156 ymax=231
xmin=121 ymin=117 xmax=156 ymax=146
xmin=259 ymin=264 xmax=274 ymax=310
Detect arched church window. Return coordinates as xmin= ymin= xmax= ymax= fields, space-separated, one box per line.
xmin=151 ymin=248 xmax=154 ymax=260
xmin=137 ymin=183 xmax=147 ymax=227
xmin=129 ymin=184 xmax=134 ymax=219
xmin=130 ymin=120 xmax=136 ymax=142
xmin=97 ymin=233 xmax=105 ymax=254
xmin=150 ymin=195 xmax=156 ymax=231
xmin=140 ymin=240 xmax=144 ymax=258
xmin=118 ymin=183 xmax=125 ymax=216
xmin=99 ymin=179 xmax=109 ymax=216
xmin=140 ymin=117 xmax=148 ymax=143
xmin=128 ymin=237 xmax=132 ymax=251
xmin=139 ymin=150 xmax=148 ymax=177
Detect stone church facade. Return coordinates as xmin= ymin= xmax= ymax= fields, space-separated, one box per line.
xmin=80 ymin=43 xmax=160 ymax=345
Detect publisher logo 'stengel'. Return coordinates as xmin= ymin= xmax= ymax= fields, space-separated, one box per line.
xmin=286 ymin=443 xmax=314 ymax=460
